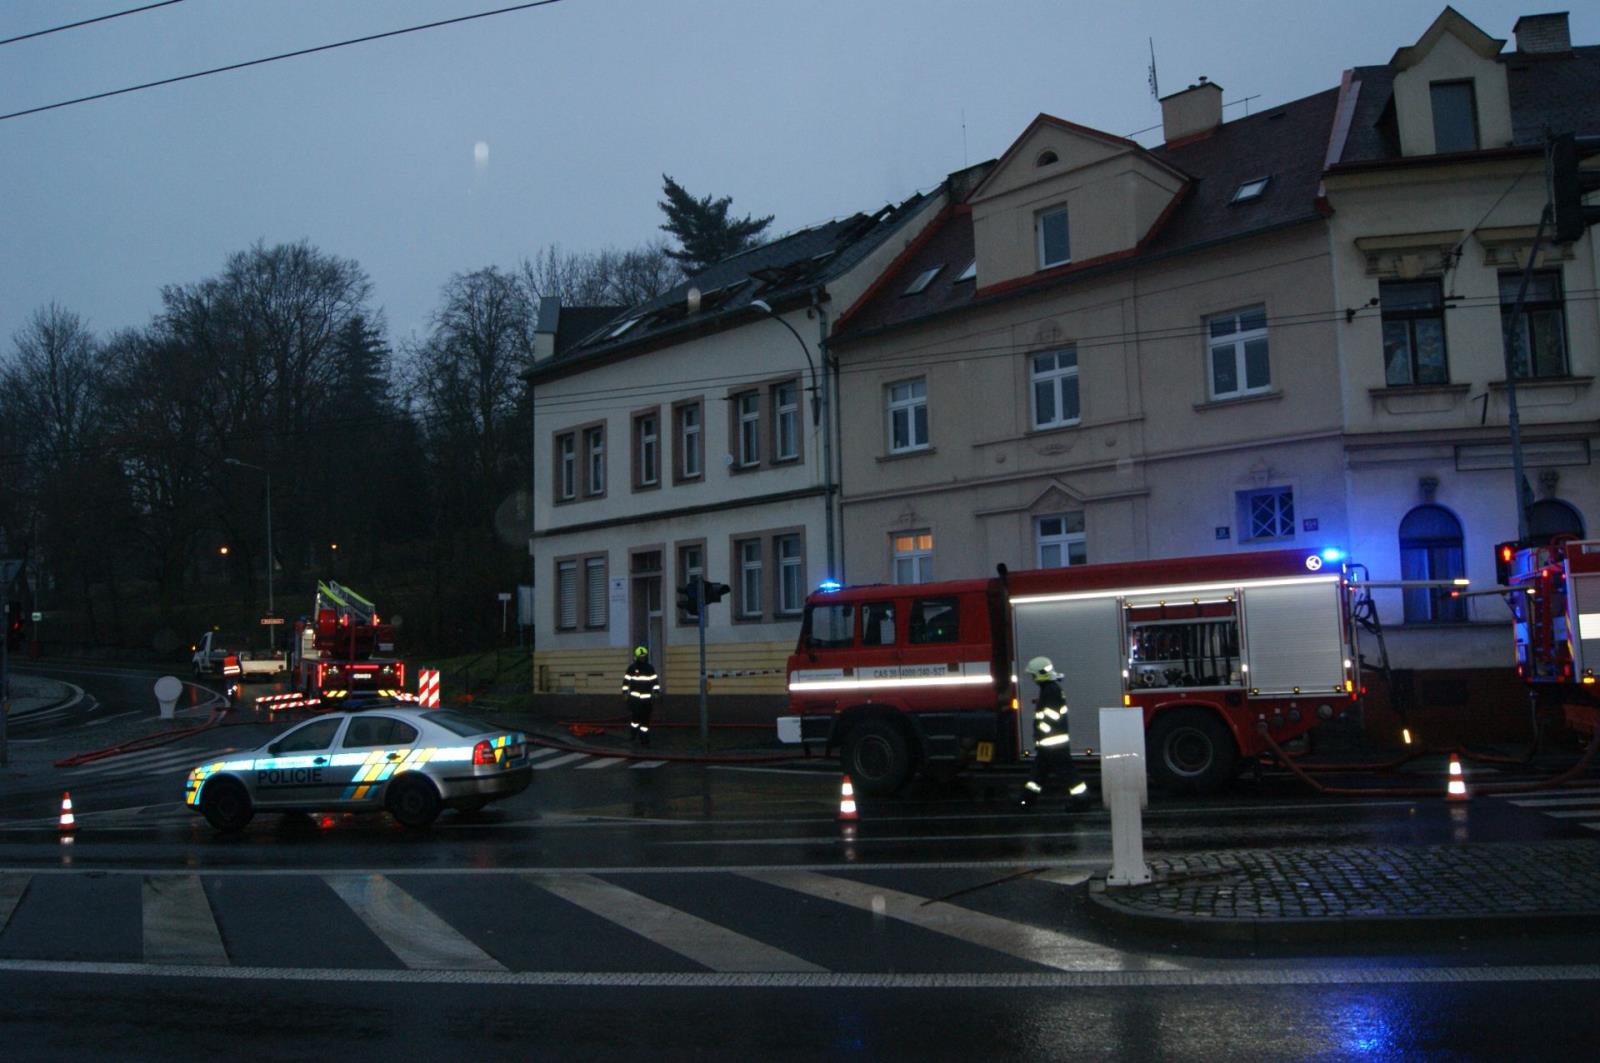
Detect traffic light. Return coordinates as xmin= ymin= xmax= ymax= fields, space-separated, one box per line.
xmin=1550 ymin=133 xmax=1600 ymax=244
xmin=701 ymin=581 xmax=731 ymax=605
xmin=1495 ymin=541 xmax=1525 ymax=586
xmin=677 ymin=579 xmax=702 ymax=620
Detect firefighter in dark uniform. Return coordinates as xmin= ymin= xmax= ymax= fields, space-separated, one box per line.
xmin=622 ymin=645 xmax=661 ymax=746
xmin=1021 ymin=655 xmax=1089 ymax=807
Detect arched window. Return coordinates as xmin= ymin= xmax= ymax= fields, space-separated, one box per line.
xmin=1036 ymin=150 xmax=1059 ymax=167
xmin=1399 ymin=505 xmax=1465 ymax=623
xmin=1526 ymin=499 xmax=1585 ymax=543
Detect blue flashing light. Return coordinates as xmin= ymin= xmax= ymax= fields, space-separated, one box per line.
xmin=817 ymin=580 xmax=842 ymax=593
xmin=1319 ymin=547 xmax=1345 ymax=563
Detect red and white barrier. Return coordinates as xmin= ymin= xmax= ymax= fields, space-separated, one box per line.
xmin=418 ymin=668 xmax=441 ymax=708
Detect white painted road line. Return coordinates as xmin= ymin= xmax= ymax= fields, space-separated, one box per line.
xmin=324 ymin=874 xmax=506 ymax=972
xmin=631 ymin=760 xmax=667 ymax=769
xmin=142 ymin=875 xmax=228 ymax=966
xmin=578 ymin=757 xmax=624 ymax=770
xmin=528 ymin=872 xmax=824 ymax=973
xmin=1542 ymin=809 xmax=1600 ymax=819
xmin=1493 ymin=787 xmax=1600 ymax=800
xmin=524 ymin=747 xmax=561 ymax=761
xmin=1507 ymin=796 xmax=1600 ymax=808
xmin=5 ymin=959 xmax=1600 ymax=988
xmin=67 ymin=747 xmax=234 ymax=778
xmin=738 ymin=869 xmax=1163 ymax=972
xmin=0 ymin=873 xmax=28 ymax=932
xmin=534 ymin=752 xmax=590 ymax=771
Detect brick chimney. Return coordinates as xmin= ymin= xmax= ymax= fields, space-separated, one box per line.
xmin=1160 ymin=78 xmax=1223 ymax=145
xmin=1513 ymin=12 xmax=1571 ymax=54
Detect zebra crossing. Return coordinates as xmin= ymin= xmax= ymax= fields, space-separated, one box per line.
xmin=55 ymin=743 xmax=665 ymax=784
xmin=0 ymin=865 xmax=1138 ymax=975
xmin=1499 ymin=786 xmax=1600 ymax=832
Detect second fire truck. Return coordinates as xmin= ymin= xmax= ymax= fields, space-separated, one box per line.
xmin=288 ymin=581 xmax=406 ymax=698
xmin=1500 ymin=537 xmax=1600 ymax=732
xmin=779 ymin=548 xmax=1362 ymax=795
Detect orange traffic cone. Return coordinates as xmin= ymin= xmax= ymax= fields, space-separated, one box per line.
xmin=1446 ymin=754 xmax=1468 ymax=801
xmin=58 ymin=791 xmax=78 ymax=832
xmin=838 ymin=775 xmax=858 ymax=821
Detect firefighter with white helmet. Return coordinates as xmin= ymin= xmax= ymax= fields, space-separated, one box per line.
xmin=1021 ymin=655 xmax=1089 ymax=807
xmin=622 ymin=645 xmax=661 ymax=746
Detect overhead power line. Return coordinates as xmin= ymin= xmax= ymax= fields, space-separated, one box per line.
xmin=0 ymin=0 xmax=186 ymax=48
xmin=0 ymin=0 xmax=568 ymax=122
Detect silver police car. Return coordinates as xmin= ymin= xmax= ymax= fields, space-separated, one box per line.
xmin=185 ymin=706 xmax=532 ymax=831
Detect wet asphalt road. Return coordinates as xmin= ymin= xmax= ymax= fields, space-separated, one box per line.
xmin=4 ymin=663 xmax=1600 ymax=1059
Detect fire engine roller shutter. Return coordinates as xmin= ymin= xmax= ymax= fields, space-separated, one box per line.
xmin=1572 ymin=567 xmax=1600 ymax=675
xmin=1239 ymin=581 xmax=1344 ymax=695
xmin=1011 ymin=598 xmax=1122 ymax=755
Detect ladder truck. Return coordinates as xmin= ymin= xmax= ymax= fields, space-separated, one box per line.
xmin=288 ymin=581 xmax=406 ymax=699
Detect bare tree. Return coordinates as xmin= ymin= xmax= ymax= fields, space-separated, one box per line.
xmin=520 ymin=241 xmax=681 ymax=309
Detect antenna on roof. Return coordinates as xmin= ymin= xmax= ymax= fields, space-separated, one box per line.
xmin=961 ymin=108 xmax=969 ymax=167
xmin=1147 ymin=38 xmax=1159 ymax=102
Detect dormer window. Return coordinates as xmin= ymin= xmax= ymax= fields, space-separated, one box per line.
xmin=1231 ymin=177 xmax=1270 ymax=204
xmin=903 ymin=265 xmax=944 ymax=296
xmin=956 ymin=260 xmax=976 ymax=283
xmin=1037 ymin=207 xmax=1070 ymax=269
xmin=1036 ymin=150 xmax=1059 ymax=167
xmin=1430 ymin=80 xmax=1479 ymax=153
xmin=605 ymin=316 xmax=642 ymax=340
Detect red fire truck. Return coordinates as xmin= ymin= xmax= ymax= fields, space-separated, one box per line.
xmin=1500 ymin=537 xmax=1600 ymax=731
xmin=288 ymin=581 xmax=406 ymax=698
xmin=779 ymin=548 xmax=1361 ymax=795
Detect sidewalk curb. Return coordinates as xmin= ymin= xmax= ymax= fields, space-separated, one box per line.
xmin=1086 ymin=874 xmax=1600 ymax=944
xmin=7 ymin=680 xmax=86 ymax=720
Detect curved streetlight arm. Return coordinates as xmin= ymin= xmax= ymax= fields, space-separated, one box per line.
xmin=750 ymin=299 xmax=821 ymax=424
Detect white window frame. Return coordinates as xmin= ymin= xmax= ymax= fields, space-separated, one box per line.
xmin=636 ymin=412 xmax=659 ymax=487
xmin=773 ymin=381 xmax=799 ymax=461
xmin=903 ymin=265 xmax=943 ymax=296
xmin=736 ymin=391 xmax=760 ymax=467
xmin=1029 ymin=348 xmax=1079 ymax=430
xmin=556 ymin=560 xmax=578 ymax=629
xmin=1240 ymin=486 xmax=1295 ymax=542
xmin=955 ymin=259 xmax=976 ymax=283
xmin=557 ymin=433 xmax=576 ymax=501
xmin=887 ymin=378 xmax=929 ymax=453
xmin=738 ymin=539 xmax=763 ymax=618
xmin=777 ymin=534 xmax=803 ymax=615
xmin=678 ymin=402 xmax=702 ymax=480
xmin=892 ymin=531 xmax=933 ymax=585
xmin=1207 ymin=305 xmax=1271 ymax=400
xmin=584 ymin=556 xmax=607 ymax=628
xmin=1231 ymin=177 xmax=1270 ymax=203
xmin=584 ymin=426 xmax=605 ymax=496
xmin=1037 ymin=207 xmax=1070 ymax=269
xmin=1035 ymin=513 xmax=1086 ymax=568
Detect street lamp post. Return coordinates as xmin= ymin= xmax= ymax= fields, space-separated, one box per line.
xmin=751 ymin=298 xmax=836 ymax=583
xmin=224 ymin=458 xmax=273 ymax=647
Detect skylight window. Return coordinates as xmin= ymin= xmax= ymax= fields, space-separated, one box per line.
xmin=903 ymin=265 xmax=944 ymax=296
xmin=956 ymin=260 xmax=976 ymax=283
xmin=605 ymin=316 xmax=642 ymax=339
xmin=1232 ymin=177 xmax=1270 ymax=203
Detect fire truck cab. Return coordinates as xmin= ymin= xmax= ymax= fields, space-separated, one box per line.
xmin=782 ymin=549 xmax=1360 ymax=796
xmin=1501 ymin=537 xmax=1600 ymax=731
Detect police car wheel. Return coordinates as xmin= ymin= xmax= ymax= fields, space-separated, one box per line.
xmin=387 ymin=775 xmax=442 ymax=828
xmin=1147 ymin=709 xmax=1236 ymax=795
xmin=843 ymin=720 xmax=913 ymax=796
xmin=200 ymin=777 xmax=254 ymax=832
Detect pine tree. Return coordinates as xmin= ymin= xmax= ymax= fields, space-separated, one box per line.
xmin=658 ymin=174 xmax=774 ymax=274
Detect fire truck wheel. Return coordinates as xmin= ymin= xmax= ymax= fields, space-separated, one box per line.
xmin=843 ymin=720 xmax=914 ymax=795
xmin=200 ymin=777 xmax=254 ymax=832
xmin=1147 ymin=709 xmax=1236 ymax=794
xmin=387 ymin=775 xmax=442 ymax=828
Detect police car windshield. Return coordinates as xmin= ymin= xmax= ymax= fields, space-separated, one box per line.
xmin=424 ymin=710 xmax=498 ymax=737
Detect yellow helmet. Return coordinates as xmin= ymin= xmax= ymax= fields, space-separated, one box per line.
xmin=1026 ymin=656 xmax=1057 ymax=682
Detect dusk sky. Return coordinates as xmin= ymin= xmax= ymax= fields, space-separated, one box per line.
xmin=4 ymin=0 xmax=1592 ymax=347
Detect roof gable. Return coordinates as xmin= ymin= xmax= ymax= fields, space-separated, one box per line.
xmin=971 ymin=114 xmax=1185 ymax=203
xmin=1391 ymin=6 xmax=1505 ymax=69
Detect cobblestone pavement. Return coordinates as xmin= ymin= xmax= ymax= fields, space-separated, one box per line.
xmin=1091 ymin=840 xmax=1600 ymax=939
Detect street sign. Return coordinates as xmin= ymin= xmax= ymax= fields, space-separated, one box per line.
xmin=497 ymin=592 xmax=512 ymax=602
xmin=259 ymin=615 xmax=285 ymax=625
xmin=31 ymin=612 xmax=41 ymax=622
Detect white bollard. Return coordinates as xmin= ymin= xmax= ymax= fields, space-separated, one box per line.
xmin=154 ymin=675 xmax=183 ymax=721
xmin=1098 ymin=707 xmax=1152 ymax=887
